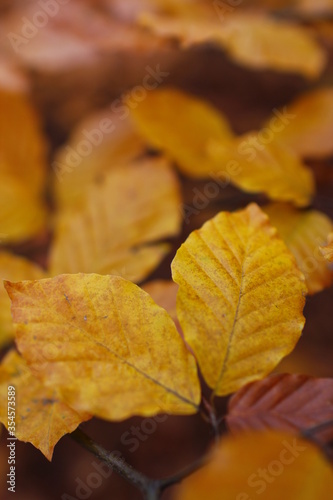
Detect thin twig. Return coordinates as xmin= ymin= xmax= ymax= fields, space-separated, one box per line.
xmin=71 ymin=428 xmax=151 ymax=494
xmin=202 ymin=397 xmax=220 ymax=443
xmin=71 ymin=427 xmax=211 ymax=499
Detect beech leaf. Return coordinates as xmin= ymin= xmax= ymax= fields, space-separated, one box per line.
xmin=226 ymin=373 xmax=333 ymax=443
xmin=0 ymin=350 xmax=90 ymax=460
xmin=265 ymin=87 xmax=333 ymax=158
xmin=176 ymin=431 xmax=333 ymax=500
xmin=129 ymin=87 xmax=234 ymax=177
xmin=171 ymin=203 xmax=306 ymax=396
xmin=139 ymin=12 xmax=326 ymax=78
xmin=49 ymin=158 xmax=181 ymax=282
xmin=0 ymin=87 xmax=47 ymax=194
xmin=264 ymin=203 xmax=333 ymax=294
xmin=320 ymin=233 xmax=333 ymax=262
xmin=5 ymin=274 xmax=200 ymax=420
xmin=0 ymin=174 xmax=48 ymax=244
xmin=209 ymin=137 xmax=315 ymax=207
xmin=0 ymin=252 xmax=46 ymax=349
xmin=53 ymin=109 xmax=146 ymax=210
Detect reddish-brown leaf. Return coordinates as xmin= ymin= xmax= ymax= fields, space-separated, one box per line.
xmin=226 ymin=373 xmax=333 ymax=443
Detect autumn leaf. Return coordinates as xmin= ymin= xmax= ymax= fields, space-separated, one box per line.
xmin=129 ymin=87 xmax=234 ymax=177
xmin=171 ymin=203 xmax=306 ymax=397
xmin=264 ymin=87 xmax=333 ymax=158
xmin=226 ymin=373 xmax=333 ymax=443
xmin=49 ymin=158 xmax=181 ymax=282
xmin=0 ymin=85 xmax=48 ymax=243
xmin=209 ymin=136 xmax=315 ymax=207
xmin=175 ymin=431 xmax=333 ymax=500
xmin=320 ymin=233 xmax=333 ymax=262
xmin=0 ymin=87 xmax=47 ymax=194
xmin=0 ymin=173 xmax=48 ymax=244
xmin=5 ymin=274 xmax=200 ymax=420
xmin=0 ymin=350 xmax=90 ymax=460
xmin=264 ymin=203 xmax=333 ymax=294
xmin=139 ymin=11 xmax=326 ymax=77
xmin=0 ymin=252 xmax=46 ymax=349
xmin=53 ymin=109 xmax=146 ymax=210
xmin=132 ymin=87 xmax=314 ymax=206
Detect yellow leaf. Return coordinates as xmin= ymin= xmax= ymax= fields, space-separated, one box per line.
xmin=129 ymin=87 xmax=234 ymax=177
xmin=0 ymin=350 xmax=90 ymax=460
xmin=175 ymin=431 xmax=333 ymax=500
xmin=0 ymin=173 xmax=48 ymax=243
xmin=209 ymin=136 xmax=314 ymax=207
xmin=264 ymin=87 xmax=333 ymax=158
xmin=139 ymin=12 xmax=325 ymax=78
xmin=264 ymin=203 xmax=333 ymax=295
xmin=0 ymin=84 xmax=48 ymax=243
xmin=0 ymin=88 xmax=47 ymax=194
xmin=53 ymin=109 xmax=146 ymax=210
xmin=320 ymin=233 xmax=333 ymax=262
xmin=49 ymin=158 xmax=181 ymax=282
xmin=171 ymin=203 xmax=306 ymax=397
xmin=5 ymin=274 xmax=200 ymax=420
xmin=0 ymin=252 xmax=46 ymax=349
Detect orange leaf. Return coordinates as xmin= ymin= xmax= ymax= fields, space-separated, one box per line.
xmin=5 ymin=274 xmax=200 ymax=420
xmin=264 ymin=203 xmax=333 ymax=294
xmin=49 ymin=158 xmax=181 ymax=282
xmin=0 ymin=350 xmax=90 ymax=460
xmin=0 ymin=84 xmax=48 ymax=243
xmin=0 ymin=174 xmax=48 ymax=244
xmin=172 ymin=203 xmax=306 ymax=396
xmin=0 ymin=252 xmax=46 ymax=349
xmin=320 ymin=233 xmax=333 ymax=262
xmin=227 ymin=373 xmax=333 ymax=443
xmin=209 ymin=137 xmax=315 ymax=207
xmin=129 ymin=87 xmax=234 ymax=177
xmin=264 ymin=87 xmax=333 ymax=158
xmin=139 ymin=11 xmax=326 ymax=77
xmin=53 ymin=109 xmax=146 ymax=210
xmin=0 ymin=87 xmax=47 ymax=194
xmin=175 ymin=431 xmax=333 ymax=500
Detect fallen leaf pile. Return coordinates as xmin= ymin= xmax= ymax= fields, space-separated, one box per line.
xmin=0 ymin=1 xmax=333 ymax=498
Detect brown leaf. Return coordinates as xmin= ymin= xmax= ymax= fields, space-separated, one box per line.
xmin=226 ymin=373 xmax=333 ymax=443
